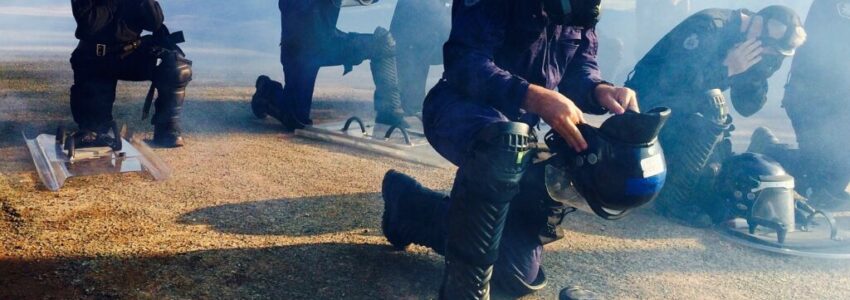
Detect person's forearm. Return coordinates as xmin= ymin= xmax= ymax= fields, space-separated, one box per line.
xmin=522 ymin=84 xmax=553 ymax=115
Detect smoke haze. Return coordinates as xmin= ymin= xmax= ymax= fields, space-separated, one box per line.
xmin=0 ymin=0 xmax=831 ymax=150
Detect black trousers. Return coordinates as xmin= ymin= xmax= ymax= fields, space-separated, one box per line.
xmin=70 ymin=41 xmax=187 ymax=131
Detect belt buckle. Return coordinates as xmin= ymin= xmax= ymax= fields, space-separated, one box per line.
xmin=96 ymin=44 xmax=107 ymax=57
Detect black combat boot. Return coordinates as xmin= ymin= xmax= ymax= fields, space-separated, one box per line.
xmin=252 ymin=75 xmax=305 ymax=130
xmin=152 ymin=122 xmax=184 ymax=148
xmin=70 ymin=121 xmax=122 ymax=151
xmin=381 ymin=170 xmax=448 ymax=253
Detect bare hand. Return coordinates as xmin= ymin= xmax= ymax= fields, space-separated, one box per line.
xmin=724 ymin=39 xmax=764 ymax=76
xmin=724 ymin=16 xmax=765 ymax=76
xmin=523 ymin=85 xmax=587 ymax=152
xmin=594 ymin=84 xmax=639 ymax=114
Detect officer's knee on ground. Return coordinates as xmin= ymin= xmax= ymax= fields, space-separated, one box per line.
xmin=492 ymin=266 xmax=548 ymax=297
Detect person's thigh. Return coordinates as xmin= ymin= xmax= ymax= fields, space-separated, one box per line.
xmin=317 ymin=32 xmax=374 ymax=68
xmin=422 ymin=83 xmax=512 ymax=166
xmin=115 ymin=47 xmax=157 ymax=82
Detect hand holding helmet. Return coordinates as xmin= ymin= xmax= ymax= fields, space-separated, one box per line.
xmin=544 ymin=107 xmax=671 ymax=219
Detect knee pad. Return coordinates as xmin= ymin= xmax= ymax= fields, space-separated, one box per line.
xmin=447 ymin=122 xmax=533 ymax=264
xmin=440 ymin=122 xmax=533 ymax=299
xmin=370 ymin=27 xmax=401 ymax=116
xmin=656 ymin=112 xmax=731 ymax=212
xmin=371 ymin=27 xmax=396 ymax=59
xmin=151 ymin=51 xmax=192 ymax=124
xmin=697 ymin=89 xmax=729 ymax=124
xmin=462 ymin=122 xmax=534 ymax=193
xmin=154 ymin=51 xmax=193 ymax=90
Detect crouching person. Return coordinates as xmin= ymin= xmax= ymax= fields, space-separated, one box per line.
xmin=70 ymin=0 xmax=192 ymax=148
xmin=380 ymin=0 xmax=669 ymax=298
xmin=252 ymin=0 xmax=408 ymax=130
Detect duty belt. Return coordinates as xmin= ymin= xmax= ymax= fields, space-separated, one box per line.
xmin=78 ymin=39 xmax=142 ymax=58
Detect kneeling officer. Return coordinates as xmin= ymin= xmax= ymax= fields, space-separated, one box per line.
xmin=70 ymin=0 xmax=192 ymax=148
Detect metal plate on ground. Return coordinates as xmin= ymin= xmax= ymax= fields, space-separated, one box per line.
xmin=23 ymin=132 xmax=171 ymax=191
xmin=716 ymin=217 xmax=850 ymax=259
xmin=294 ymin=116 xmax=452 ymax=168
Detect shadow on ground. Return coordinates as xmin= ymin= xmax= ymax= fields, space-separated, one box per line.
xmin=0 ymin=243 xmax=442 ymax=299
xmin=179 ymin=193 xmax=383 ymax=237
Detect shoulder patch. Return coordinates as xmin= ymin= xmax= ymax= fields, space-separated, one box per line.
xmin=839 ymin=2 xmax=850 ymax=20
xmin=465 ymin=0 xmax=481 ymax=7
xmin=683 ymin=34 xmax=700 ymax=50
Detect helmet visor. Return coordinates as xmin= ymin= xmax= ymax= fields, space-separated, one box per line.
xmin=544 ymin=164 xmax=626 ymax=218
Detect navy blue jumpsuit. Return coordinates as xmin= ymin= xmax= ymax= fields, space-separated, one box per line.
xmin=422 ymin=0 xmax=606 ymax=285
xmin=278 ymin=0 xmax=398 ymax=125
xmin=782 ymin=0 xmax=850 ymax=195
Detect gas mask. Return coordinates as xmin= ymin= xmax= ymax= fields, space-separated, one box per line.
xmin=543 ymin=0 xmax=603 ymax=27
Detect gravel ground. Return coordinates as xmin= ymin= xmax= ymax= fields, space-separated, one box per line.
xmin=2 ymin=60 xmax=850 ymax=300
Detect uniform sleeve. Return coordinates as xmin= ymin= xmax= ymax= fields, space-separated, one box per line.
xmin=136 ymin=0 xmax=164 ymax=32
xmin=729 ymin=78 xmax=768 ymax=117
xmin=644 ymin=15 xmax=730 ymax=97
xmin=71 ymin=0 xmax=114 ymax=35
xmin=560 ymin=27 xmax=607 ymax=115
xmin=442 ymin=0 xmax=530 ymax=115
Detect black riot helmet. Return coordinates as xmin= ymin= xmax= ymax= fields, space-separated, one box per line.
xmin=543 ymin=0 xmax=603 ymax=26
xmin=544 ymin=107 xmax=671 ymax=220
xmin=715 ymin=153 xmax=797 ymax=242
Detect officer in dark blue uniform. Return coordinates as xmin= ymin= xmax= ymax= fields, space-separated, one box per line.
xmin=381 ymin=0 xmax=639 ymax=298
xmin=749 ymin=0 xmax=850 ymax=209
xmin=389 ymin=0 xmax=452 ymax=115
xmin=70 ymin=0 xmax=192 ymax=148
xmin=252 ymin=0 xmax=406 ymax=129
xmin=625 ymin=6 xmax=806 ymax=227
